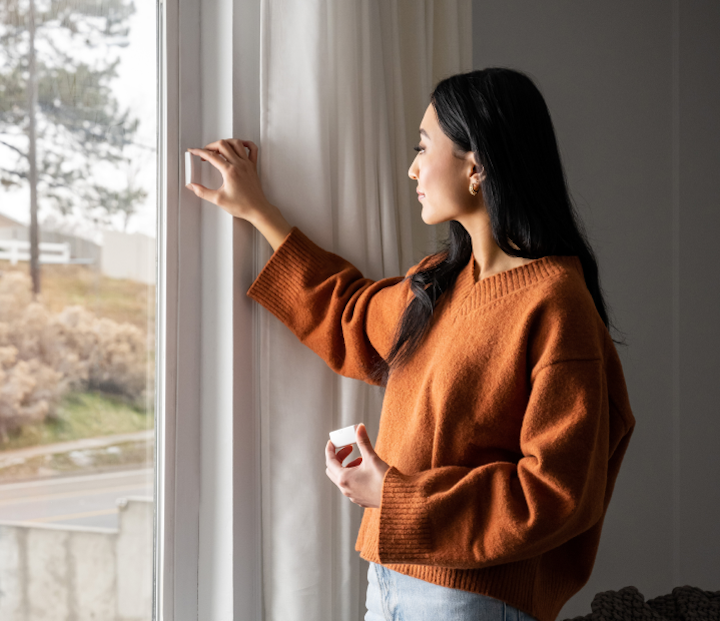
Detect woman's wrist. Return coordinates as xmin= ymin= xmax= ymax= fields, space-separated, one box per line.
xmin=248 ymin=202 xmax=293 ymax=251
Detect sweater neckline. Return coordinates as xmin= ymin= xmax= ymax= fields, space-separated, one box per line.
xmin=451 ymin=253 xmax=585 ymax=313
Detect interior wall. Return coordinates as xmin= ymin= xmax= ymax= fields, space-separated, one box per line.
xmin=471 ymin=1 xmax=720 ymax=618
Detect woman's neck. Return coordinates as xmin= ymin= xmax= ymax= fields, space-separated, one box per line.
xmin=458 ymin=212 xmax=533 ymax=282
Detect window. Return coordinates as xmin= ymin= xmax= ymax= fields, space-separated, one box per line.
xmin=1 ymin=0 xmax=265 ymax=617
xmin=0 ymin=0 xmax=157 ymax=618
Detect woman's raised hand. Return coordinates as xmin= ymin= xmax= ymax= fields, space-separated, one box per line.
xmin=186 ymin=139 xmax=292 ymax=250
xmin=186 ymin=139 xmax=264 ymax=219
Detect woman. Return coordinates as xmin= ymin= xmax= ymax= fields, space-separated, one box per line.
xmin=187 ymin=68 xmax=636 ymax=621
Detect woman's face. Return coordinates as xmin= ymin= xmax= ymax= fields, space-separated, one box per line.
xmin=408 ymin=104 xmax=483 ymax=226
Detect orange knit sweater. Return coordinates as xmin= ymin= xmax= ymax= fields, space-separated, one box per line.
xmin=247 ymin=227 xmax=636 ymax=621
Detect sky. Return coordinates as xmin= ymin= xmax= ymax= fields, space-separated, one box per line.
xmin=0 ymin=0 xmax=158 ymax=241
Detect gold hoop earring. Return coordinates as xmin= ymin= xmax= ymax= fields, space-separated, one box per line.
xmin=469 ymin=183 xmax=479 ymax=197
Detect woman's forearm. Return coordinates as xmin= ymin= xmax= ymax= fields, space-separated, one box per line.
xmin=248 ymin=202 xmax=293 ymax=252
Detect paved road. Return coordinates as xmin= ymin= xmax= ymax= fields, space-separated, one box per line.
xmin=0 ymin=469 xmax=153 ymax=530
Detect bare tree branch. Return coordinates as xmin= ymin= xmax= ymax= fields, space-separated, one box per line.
xmin=0 ymin=139 xmax=26 ymax=158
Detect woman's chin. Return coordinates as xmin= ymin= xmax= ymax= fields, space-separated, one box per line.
xmin=420 ymin=211 xmax=445 ymax=226
xmin=420 ymin=202 xmax=456 ymax=226
xmin=420 ymin=206 xmax=435 ymax=225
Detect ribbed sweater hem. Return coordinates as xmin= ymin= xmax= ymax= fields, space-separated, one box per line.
xmin=358 ymin=542 xmax=576 ymax=621
xmin=356 ymin=470 xmax=580 ymax=621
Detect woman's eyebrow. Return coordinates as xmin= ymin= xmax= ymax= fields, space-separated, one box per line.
xmin=419 ymin=128 xmax=430 ymax=139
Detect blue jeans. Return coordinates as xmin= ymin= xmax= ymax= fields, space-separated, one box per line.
xmin=364 ymin=562 xmax=539 ymax=621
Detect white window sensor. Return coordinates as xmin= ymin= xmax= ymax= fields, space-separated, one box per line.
xmin=329 ymin=424 xmax=359 ymax=449
xmin=185 ymin=150 xmax=196 ymax=186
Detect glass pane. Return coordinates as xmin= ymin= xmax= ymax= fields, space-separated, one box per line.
xmin=0 ymin=0 xmax=157 ymax=619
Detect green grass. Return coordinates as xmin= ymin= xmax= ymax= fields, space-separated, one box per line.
xmin=0 ymin=391 xmax=154 ymax=452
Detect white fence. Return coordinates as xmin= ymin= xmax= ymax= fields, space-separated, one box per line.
xmin=0 ymin=240 xmax=71 ymax=265
xmin=0 ymin=231 xmax=154 ymax=284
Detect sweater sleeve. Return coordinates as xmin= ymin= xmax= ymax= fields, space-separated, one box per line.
xmin=247 ymin=227 xmax=414 ymax=385
xmin=376 ymin=357 xmax=635 ymax=569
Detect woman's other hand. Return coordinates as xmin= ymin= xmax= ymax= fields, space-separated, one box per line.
xmin=186 ymin=139 xmax=292 ymax=251
xmin=325 ymin=423 xmax=390 ymax=509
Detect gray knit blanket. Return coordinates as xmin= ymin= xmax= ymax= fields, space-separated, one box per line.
xmin=563 ymin=586 xmax=720 ymax=621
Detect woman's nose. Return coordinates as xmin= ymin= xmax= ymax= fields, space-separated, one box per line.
xmin=408 ymin=160 xmax=418 ymax=180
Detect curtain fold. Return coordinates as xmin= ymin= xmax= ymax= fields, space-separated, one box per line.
xmin=256 ymin=2 xmax=472 ymax=618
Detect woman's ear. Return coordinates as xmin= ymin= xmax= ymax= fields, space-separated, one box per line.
xmin=467 ymin=152 xmax=485 ymax=184
xmin=469 ymin=165 xmax=486 ymax=189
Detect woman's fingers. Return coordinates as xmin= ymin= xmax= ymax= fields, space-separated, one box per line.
xmin=204 ymin=138 xmax=257 ymax=166
xmin=188 ymin=147 xmax=229 ymax=173
xmin=186 ymin=182 xmax=219 ymax=204
xmin=239 ymin=140 xmax=258 ymax=166
xmin=336 ymin=445 xmax=354 ymax=463
xmin=326 ymin=441 xmax=354 ymax=472
xmin=326 ymin=440 xmax=345 ymax=464
xmin=204 ymin=139 xmax=244 ymax=163
xmin=326 ymin=442 xmax=361 ymax=473
xmin=225 ymin=139 xmax=249 ymax=161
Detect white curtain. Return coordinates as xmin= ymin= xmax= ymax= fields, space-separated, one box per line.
xmin=256 ymin=2 xmax=472 ymax=619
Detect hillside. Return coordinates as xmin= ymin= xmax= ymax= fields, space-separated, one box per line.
xmin=0 ymin=260 xmax=154 ymax=332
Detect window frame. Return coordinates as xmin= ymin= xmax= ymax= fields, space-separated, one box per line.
xmin=155 ymin=0 xmax=263 ymax=618
xmin=155 ymin=0 xmax=201 ymax=616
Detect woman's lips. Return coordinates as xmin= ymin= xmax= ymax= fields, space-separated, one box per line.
xmin=417 ymin=192 xmax=425 ymax=200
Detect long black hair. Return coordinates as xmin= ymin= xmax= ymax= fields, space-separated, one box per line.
xmin=384 ymin=67 xmax=627 ymax=372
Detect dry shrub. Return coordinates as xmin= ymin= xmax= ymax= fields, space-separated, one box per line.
xmin=0 ymin=270 xmax=150 ymax=438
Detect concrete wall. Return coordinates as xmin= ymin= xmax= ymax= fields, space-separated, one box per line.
xmin=101 ymin=231 xmax=156 ymax=285
xmin=0 ymin=497 xmax=153 ymax=621
xmin=471 ymin=1 xmax=720 ymax=617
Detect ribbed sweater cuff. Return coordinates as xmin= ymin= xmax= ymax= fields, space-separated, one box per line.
xmin=378 ymin=466 xmax=434 ymax=564
xmin=246 ymin=226 xmax=329 ymax=323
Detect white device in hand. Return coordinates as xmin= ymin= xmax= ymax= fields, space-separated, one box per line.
xmin=185 ymin=150 xmax=222 ymax=189
xmin=329 ymin=424 xmax=359 ymax=448
xmin=185 ymin=151 xmax=197 ymax=186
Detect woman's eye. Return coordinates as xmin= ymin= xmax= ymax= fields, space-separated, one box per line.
xmin=413 ymin=145 xmax=424 ymax=153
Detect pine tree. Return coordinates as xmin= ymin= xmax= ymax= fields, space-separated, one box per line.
xmin=0 ymin=0 xmax=147 ymax=294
